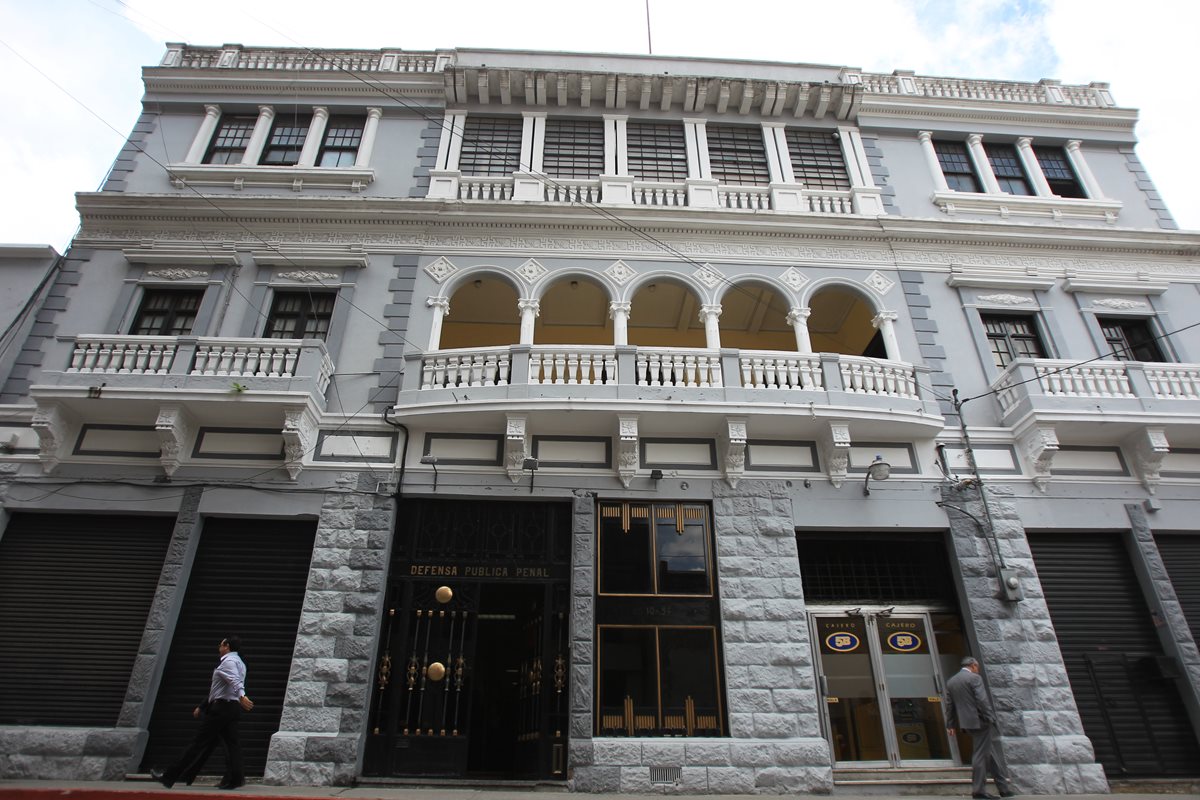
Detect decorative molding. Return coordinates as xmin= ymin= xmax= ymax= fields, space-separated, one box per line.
xmin=722 ymin=418 xmax=747 ymax=489
xmin=605 ymin=260 xmax=636 ymax=285
xmin=167 ymin=163 xmax=375 ymax=193
xmin=863 ymin=270 xmax=895 ymax=296
xmin=780 ymin=267 xmax=809 ymax=292
xmin=276 ymin=270 xmax=339 ymax=283
xmin=281 ymin=406 xmax=318 ymax=481
xmin=617 ymin=415 xmax=639 ymax=489
xmin=1092 ymin=298 xmax=1149 ymax=310
xmin=123 ymin=244 xmax=239 ymax=266
xmin=252 ymin=249 xmax=368 ymax=269
xmin=977 ymin=293 xmax=1035 ymax=306
xmin=1062 ymin=276 xmax=1168 ymax=295
xmin=425 ymin=257 xmax=457 ymax=283
xmin=947 ymin=269 xmax=1056 ymax=291
xmin=145 ymin=268 xmax=209 ymax=281
xmin=516 ymin=258 xmax=548 ymax=284
xmin=1127 ymin=427 xmax=1169 ymax=496
xmin=932 ymin=190 xmax=1122 ymax=223
xmin=155 ymin=404 xmax=193 ymax=478
xmin=822 ymin=421 xmax=851 ymax=489
xmin=31 ymin=403 xmax=70 ymax=475
xmin=505 ymin=414 xmax=528 ymax=484
xmin=693 ymin=263 xmax=723 ymax=289
xmin=1019 ymin=424 xmax=1059 ymax=494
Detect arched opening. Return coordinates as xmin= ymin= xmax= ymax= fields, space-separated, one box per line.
xmin=439 ymin=275 xmax=520 ymax=349
xmin=808 ymin=285 xmax=885 ymax=358
xmin=628 ymin=279 xmax=706 ymax=348
xmin=534 ymin=276 xmax=611 ymax=344
xmin=718 ymin=281 xmax=794 ymax=351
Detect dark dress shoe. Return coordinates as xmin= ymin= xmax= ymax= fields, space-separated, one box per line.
xmin=1000 ymin=792 xmax=1020 ymax=798
xmin=217 ymin=781 xmax=244 ymax=790
xmin=972 ymin=794 xmax=999 ymax=799
xmin=150 ymin=769 xmax=174 ymax=789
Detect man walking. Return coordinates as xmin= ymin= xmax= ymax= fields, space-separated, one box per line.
xmin=152 ymin=636 xmax=253 ymax=790
xmin=945 ymin=656 xmax=1017 ymax=799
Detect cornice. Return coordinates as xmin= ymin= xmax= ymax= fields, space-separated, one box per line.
xmin=143 ymin=74 xmax=443 ymax=100
xmin=856 ymin=97 xmax=1138 ymax=138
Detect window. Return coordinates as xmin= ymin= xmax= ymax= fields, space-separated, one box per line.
xmin=595 ymin=501 xmax=724 ymax=738
xmin=459 ymin=116 xmax=523 ymax=176
xmin=984 ymin=143 xmax=1032 ymax=195
xmin=706 ymin=124 xmax=770 ymax=186
xmin=1034 ymin=146 xmax=1086 ymax=198
xmin=1099 ymin=317 xmax=1165 ymax=362
xmin=627 ymin=121 xmax=688 ymax=182
xmin=259 ymin=116 xmax=310 ymax=166
xmin=130 ymin=290 xmax=203 ymax=336
xmin=786 ymin=130 xmax=850 ymax=190
xmin=543 ymin=118 xmax=604 ymax=178
xmin=203 ymin=117 xmax=256 ymax=164
xmin=982 ymin=314 xmax=1047 ymax=368
xmin=934 ymin=141 xmax=981 ymax=192
xmin=317 ymin=117 xmax=364 ymax=167
xmin=264 ymin=291 xmax=335 ymax=340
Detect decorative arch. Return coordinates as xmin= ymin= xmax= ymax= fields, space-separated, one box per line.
xmin=803 ymin=279 xmax=886 ymax=358
xmin=439 ymin=266 xmax=524 ymax=301
xmin=626 ymin=274 xmax=707 ymax=348
xmin=534 ymin=273 xmax=614 ymax=345
xmin=716 ymin=278 xmax=795 ymax=352
xmin=439 ymin=270 xmax=521 ymax=349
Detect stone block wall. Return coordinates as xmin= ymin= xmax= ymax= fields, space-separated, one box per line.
xmin=263 ymin=473 xmax=396 ymax=786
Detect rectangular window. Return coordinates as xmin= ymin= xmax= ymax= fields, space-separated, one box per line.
xmin=459 ymin=116 xmax=523 ymax=176
xmin=707 ymin=124 xmax=770 ymax=186
xmin=130 ymin=289 xmax=203 ymax=336
xmin=1099 ymin=317 xmax=1165 ymax=362
xmin=543 ymin=118 xmax=604 ymax=178
xmin=203 ymin=117 xmax=256 ymax=164
xmin=259 ymin=116 xmax=310 ymax=166
xmin=627 ymin=121 xmax=688 ymax=182
xmin=1034 ymin=146 xmax=1087 ymax=198
xmin=786 ymin=129 xmax=851 ymax=190
xmin=982 ymin=314 xmax=1047 ymax=368
xmin=984 ymin=143 xmax=1032 ymax=195
xmin=265 ymin=291 xmax=335 ymax=340
xmin=934 ymin=141 xmax=981 ymax=193
xmin=599 ymin=503 xmax=711 ymax=596
xmin=317 ymin=117 xmax=364 ymax=167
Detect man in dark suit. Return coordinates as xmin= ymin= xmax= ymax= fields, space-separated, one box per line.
xmin=945 ymin=656 xmax=1017 ymax=799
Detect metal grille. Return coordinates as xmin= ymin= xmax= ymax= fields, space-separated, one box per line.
xmin=785 ymin=130 xmax=850 ymax=189
xmin=1034 ymin=146 xmax=1086 ymax=198
xmin=543 ymin=118 xmax=603 ymax=178
xmin=649 ymin=765 xmax=682 ymax=784
xmin=933 ymin=141 xmax=980 ymax=192
xmin=706 ymin=124 xmax=769 ymax=186
xmin=459 ymin=116 xmax=523 ymax=176
xmin=627 ymin=121 xmax=688 ymax=182
xmin=984 ymin=143 xmax=1032 ymax=195
xmin=795 ymin=534 xmax=956 ymax=604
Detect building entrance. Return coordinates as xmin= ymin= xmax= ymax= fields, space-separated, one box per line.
xmin=811 ymin=609 xmax=961 ymax=767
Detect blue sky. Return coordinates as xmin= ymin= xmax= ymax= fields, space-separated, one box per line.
xmin=1 ymin=0 xmax=1196 ymax=249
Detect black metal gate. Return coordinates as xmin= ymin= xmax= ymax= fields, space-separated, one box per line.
xmin=140 ymin=517 xmax=315 ymax=778
xmin=1029 ymin=531 xmax=1200 ymax=777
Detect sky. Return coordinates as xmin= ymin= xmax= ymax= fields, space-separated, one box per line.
xmin=1 ymin=0 xmax=1197 ymax=252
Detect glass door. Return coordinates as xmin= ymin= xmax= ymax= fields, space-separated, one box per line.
xmin=812 ymin=609 xmax=958 ymax=767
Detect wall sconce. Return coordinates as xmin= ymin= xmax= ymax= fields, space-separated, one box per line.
xmin=420 ymin=455 xmax=439 ymax=492
xmin=649 ymin=469 xmax=664 ymax=487
xmin=523 ymin=457 xmax=539 ymax=494
xmin=87 ymin=383 xmax=105 ymax=399
xmin=863 ymin=455 xmax=891 ymax=496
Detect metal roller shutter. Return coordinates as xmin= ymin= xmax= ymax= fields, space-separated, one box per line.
xmin=0 ymin=512 xmax=173 ymax=725
xmin=1156 ymin=534 xmax=1200 ymax=645
xmin=140 ymin=518 xmax=315 ymax=778
xmin=1029 ymin=531 xmax=1200 ymax=777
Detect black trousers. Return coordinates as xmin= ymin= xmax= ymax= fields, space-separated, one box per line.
xmin=164 ymin=700 xmax=244 ymax=786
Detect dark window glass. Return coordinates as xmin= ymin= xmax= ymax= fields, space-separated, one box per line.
xmin=265 ymin=291 xmax=335 ymax=340
xmin=1034 ymin=146 xmax=1087 ymax=198
xmin=599 ymin=502 xmax=711 ymax=596
xmin=934 ymin=141 xmax=981 ymax=193
xmin=259 ymin=117 xmax=310 ymax=166
xmin=203 ymin=117 xmax=256 ymax=164
xmin=130 ymin=290 xmax=203 ymax=336
xmin=317 ymin=117 xmax=364 ymax=167
xmin=596 ymin=627 xmax=659 ymax=735
xmin=982 ymin=314 xmax=1047 ymax=368
xmin=655 ymin=504 xmax=709 ymax=594
xmin=459 ymin=116 xmax=523 ymax=176
xmin=785 ymin=129 xmax=850 ymax=189
xmin=627 ymin=121 xmax=688 ymax=182
xmin=599 ymin=504 xmax=653 ymax=594
xmin=543 ymin=118 xmax=604 ymax=178
xmin=1099 ymin=317 xmax=1165 ymax=362
xmin=707 ymin=124 xmax=770 ymax=186
xmin=984 ymin=143 xmax=1032 ymax=195
xmin=658 ymin=628 xmax=722 ymax=736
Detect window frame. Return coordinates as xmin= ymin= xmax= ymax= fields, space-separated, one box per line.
xmin=785 ymin=129 xmax=851 ymax=190
xmin=458 ymin=115 xmax=524 ymax=176
xmin=1097 ymin=316 xmax=1167 ymax=362
xmin=263 ymin=290 xmax=336 ymax=340
xmin=542 ymin=117 xmax=604 ymax=179
xmin=706 ymin=124 xmax=770 ymax=187
xmin=983 ymin=142 xmax=1033 ymax=196
xmin=258 ymin=115 xmax=311 ymax=167
xmin=129 ymin=288 xmax=205 ymax=336
xmin=1034 ymin=145 xmax=1087 ymax=199
xmin=317 ymin=117 xmax=365 ymax=168
xmin=933 ymin=140 xmax=982 ymax=193
xmin=626 ymin=121 xmax=689 ymax=182
xmin=203 ymin=116 xmax=257 ymax=165
xmin=981 ymin=313 xmax=1049 ymax=368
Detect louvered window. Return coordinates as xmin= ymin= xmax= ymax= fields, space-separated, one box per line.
xmin=786 ymin=130 xmax=850 ymax=189
xmin=627 ymin=122 xmax=688 ymax=182
xmin=459 ymin=116 xmax=523 ymax=176
xmin=543 ymin=118 xmax=603 ymax=178
xmin=707 ymin=124 xmax=769 ymax=186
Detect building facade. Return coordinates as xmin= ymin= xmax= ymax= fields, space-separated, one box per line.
xmin=0 ymin=44 xmax=1199 ymax=794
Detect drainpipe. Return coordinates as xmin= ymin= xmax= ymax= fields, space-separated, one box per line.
xmin=382 ymin=407 xmax=409 ymax=500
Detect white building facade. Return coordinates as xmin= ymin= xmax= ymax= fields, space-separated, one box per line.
xmin=0 ymin=45 xmax=1198 ymax=794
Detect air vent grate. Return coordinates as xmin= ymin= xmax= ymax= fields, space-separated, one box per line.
xmin=649 ymin=765 xmax=682 ymax=785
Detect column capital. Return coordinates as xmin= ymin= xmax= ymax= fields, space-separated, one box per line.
xmin=1016 ymin=136 xmax=1033 ymax=148
xmin=203 ymin=104 xmax=222 ymax=118
xmin=872 ymin=311 xmax=899 ymax=327
xmin=426 ymin=296 xmax=450 ymax=312
xmin=257 ymin=105 xmax=276 ymax=120
xmin=366 ymin=107 xmax=383 ymax=120
xmin=311 ymin=106 xmax=330 ymax=121
xmin=609 ymin=300 xmax=631 ymax=316
xmin=917 ymin=130 xmax=934 ymax=144
xmin=699 ymin=304 xmax=723 ymax=320
xmin=786 ymin=306 xmax=811 ymax=325
xmin=966 ymin=133 xmax=984 ymax=146
xmin=1065 ymin=139 xmax=1083 ymax=153
xmin=518 ymin=298 xmax=541 ymax=315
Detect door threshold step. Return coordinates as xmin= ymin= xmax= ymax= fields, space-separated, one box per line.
xmin=836 ymin=779 xmax=970 ymax=785
xmin=357 ymin=777 xmax=568 ymax=791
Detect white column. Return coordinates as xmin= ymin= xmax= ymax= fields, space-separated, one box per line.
xmin=762 ymin=123 xmax=790 ymax=184
xmin=604 ymin=114 xmax=628 ymax=175
xmin=700 ymin=305 xmax=722 ymax=350
xmin=609 ymin=301 xmax=631 ymax=346
xmin=917 ymin=131 xmax=949 ymax=193
xmin=966 ymin=134 xmax=1002 ymax=194
xmin=426 ymin=296 xmax=450 ymax=350
xmin=297 ymin=107 xmax=329 ymax=168
xmin=184 ymin=105 xmax=222 ymax=164
xmin=240 ymin=105 xmax=275 ymax=166
xmin=1015 ymin=137 xmax=1052 ymax=197
xmin=354 ymin=107 xmax=383 ymax=168
xmin=683 ymin=119 xmax=711 ymax=179
xmin=522 ymin=112 xmax=546 ymax=173
xmin=1065 ymin=140 xmax=1103 ymax=199
xmin=872 ymin=311 xmax=901 ymax=361
xmin=518 ymin=298 xmax=540 ymax=345
xmin=839 ymin=127 xmax=876 ymax=190
xmin=436 ymin=111 xmax=466 ymax=170
xmin=787 ymin=307 xmax=813 ymax=353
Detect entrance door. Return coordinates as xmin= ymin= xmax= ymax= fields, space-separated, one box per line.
xmin=812 ymin=610 xmax=955 ymax=766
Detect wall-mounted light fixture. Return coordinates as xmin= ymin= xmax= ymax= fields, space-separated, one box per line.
xmin=420 ymin=455 xmax=439 ymax=492
xmin=523 ymin=457 xmax=539 ymax=494
xmin=863 ymin=455 xmax=891 ymax=496
xmin=649 ymin=469 xmax=664 ymax=487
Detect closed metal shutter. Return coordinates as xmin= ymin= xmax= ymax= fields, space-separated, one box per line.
xmin=140 ymin=518 xmax=315 ymax=778
xmin=1156 ymin=533 xmax=1200 ymax=645
xmin=1029 ymin=531 xmax=1200 ymax=777
xmin=0 ymin=512 xmax=173 ymax=725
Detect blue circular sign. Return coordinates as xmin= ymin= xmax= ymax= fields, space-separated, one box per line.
xmin=887 ymin=631 xmax=922 ymax=652
xmin=825 ymin=631 xmax=861 ymax=652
